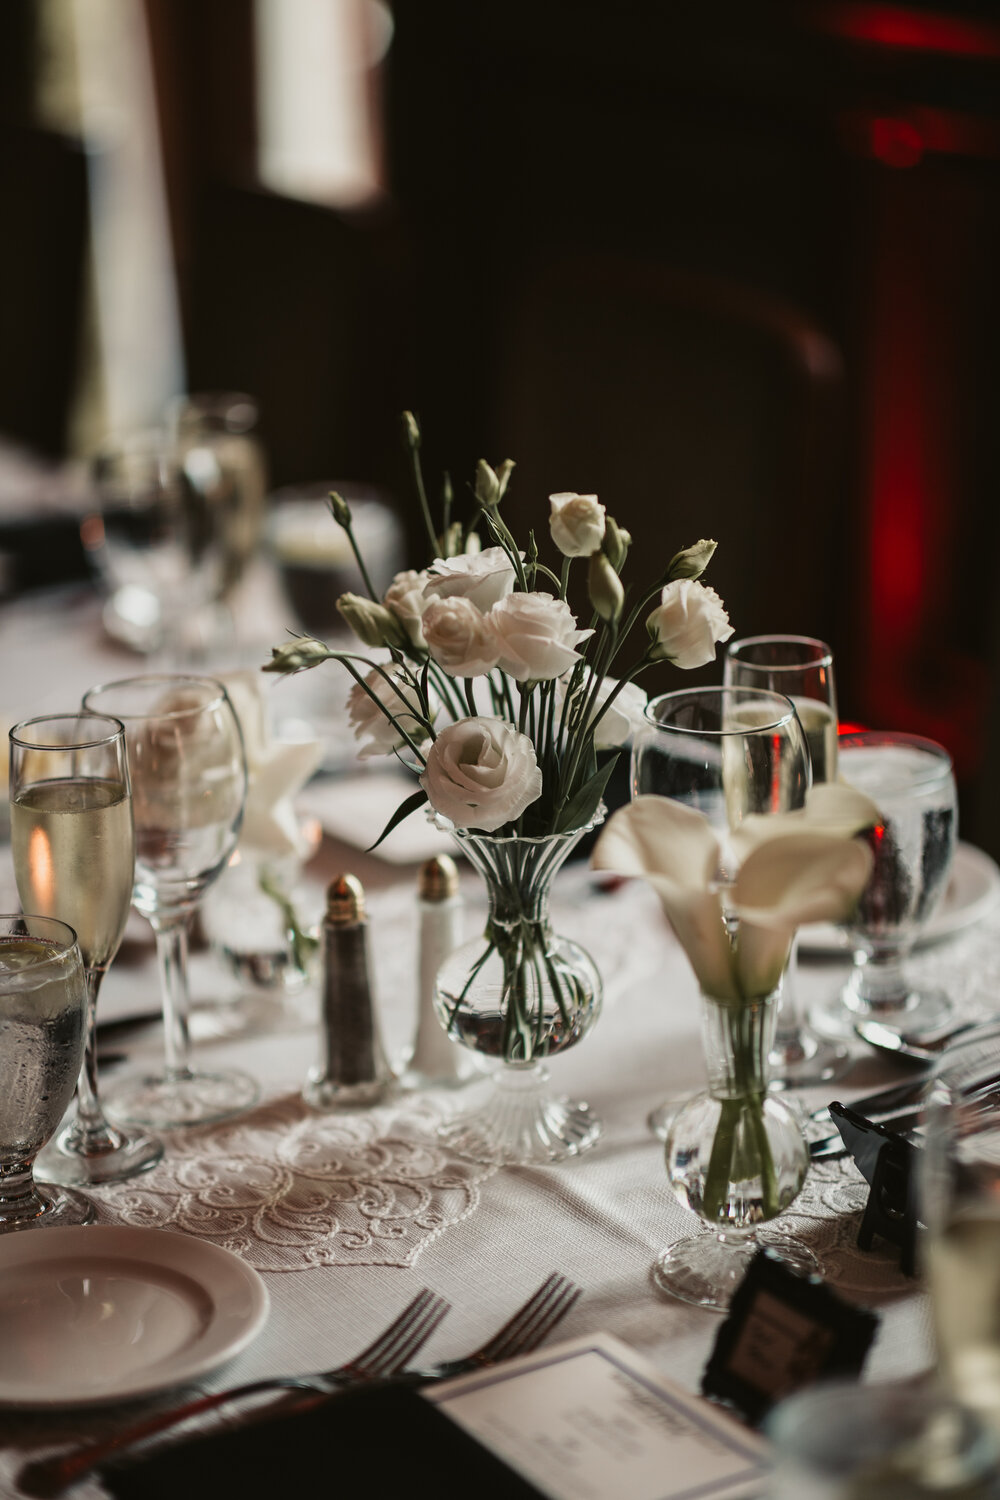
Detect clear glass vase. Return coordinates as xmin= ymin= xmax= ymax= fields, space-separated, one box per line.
xmin=433 ymin=815 xmax=604 ymax=1166
xmin=655 ymin=990 xmax=814 ymax=1310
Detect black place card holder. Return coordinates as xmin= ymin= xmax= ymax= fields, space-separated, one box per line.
xmin=828 ymin=1102 xmax=921 ymax=1276
xmin=701 ymin=1248 xmax=879 ymax=1427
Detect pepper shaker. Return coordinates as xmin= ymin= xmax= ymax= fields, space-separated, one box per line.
xmin=401 ymin=855 xmax=478 ymax=1089
xmin=303 ymin=873 xmax=394 ymax=1110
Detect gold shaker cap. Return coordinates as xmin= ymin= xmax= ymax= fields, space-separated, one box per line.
xmin=418 ymin=854 xmax=459 ymax=903
xmin=326 ymin=873 xmax=366 ymax=924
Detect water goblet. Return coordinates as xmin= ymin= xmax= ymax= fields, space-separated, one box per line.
xmin=9 ymin=714 xmax=163 ymax=1185
xmin=0 ymin=914 xmax=93 ymax=1231
xmin=82 ymin=675 xmax=258 ymax=1128
xmin=632 ymin=685 xmax=811 ymax=1141
xmin=811 ymin=730 xmax=957 ymax=1040
xmin=724 ymin=634 xmax=849 ymax=1086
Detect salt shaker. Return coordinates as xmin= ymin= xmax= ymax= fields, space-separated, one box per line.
xmin=401 ymin=855 xmax=477 ymax=1089
xmin=303 ymin=873 xmax=394 ymax=1110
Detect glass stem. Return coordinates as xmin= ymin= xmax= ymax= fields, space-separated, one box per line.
xmin=152 ymin=914 xmax=194 ymax=1082
xmin=65 ymin=968 xmax=122 ymax=1156
xmin=0 ymin=1157 xmax=43 ymax=1211
xmin=773 ymin=936 xmax=805 ymax=1044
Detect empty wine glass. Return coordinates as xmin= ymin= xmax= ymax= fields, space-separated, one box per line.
xmin=632 ymin=685 xmax=810 ymax=1141
xmin=82 ymin=676 xmax=258 ymax=1128
xmin=9 ymin=715 xmax=162 ymax=1184
xmin=0 ymin=914 xmax=92 ymax=1231
xmin=811 ymin=730 xmax=958 ymax=1040
xmin=724 ymin=635 xmax=849 ymax=1087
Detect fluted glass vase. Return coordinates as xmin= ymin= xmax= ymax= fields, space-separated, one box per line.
xmin=433 ymin=813 xmax=604 ymax=1166
xmin=655 ymin=990 xmax=814 ymax=1310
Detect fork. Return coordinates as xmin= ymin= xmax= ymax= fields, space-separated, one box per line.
xmin=405 ymin=1270 xmax=581 ymax=1384
xmin=21 ymin=1287 xmax=450 ymax=1499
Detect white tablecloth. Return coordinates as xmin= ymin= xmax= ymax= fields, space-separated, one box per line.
xmin=0 ymin=583 xmax=992 ymax=1496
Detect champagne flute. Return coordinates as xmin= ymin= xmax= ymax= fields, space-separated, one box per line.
xmin=9 ymin=715 xmax=162 ymax=1185
xmin=724 ymin=635 xmax=849 ymax=1086
xmin=82 ymin=676 xmax=258 ymax=1128
xmin=0 ymin=914 xmax=93 ymax=1231
xmin=632 ymin=685 xmax=811 ymax=1141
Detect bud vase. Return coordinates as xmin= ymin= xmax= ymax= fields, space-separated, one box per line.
xmin=655 ymin=990 xmax=814 ymax=1310
xmin=433 ymin=811 xmax=604 ymax=1166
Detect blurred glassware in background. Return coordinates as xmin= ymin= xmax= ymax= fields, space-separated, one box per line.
xmin=168 ymin=391 xmax=268 ymax=602
xmin=82 ymin=428 xmax=230 ymax=658
xmin=266 ymin=482 xmax=405 ymax=771
xmin=767 ymin=1380 xmax=999 ymax=1499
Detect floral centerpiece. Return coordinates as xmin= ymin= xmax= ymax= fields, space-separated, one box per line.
xmin=265 ymin=411 xmax=735 ymax=1164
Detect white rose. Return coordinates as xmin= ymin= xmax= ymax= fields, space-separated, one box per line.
xmin=423 ymin=596 xmax=501 ymax=677
xmin=383 ymin=569 xmax=430 ymax=649
xmin=557 ymin=674 xmax=649 ymax=750
xmin=647 ymin=579 xmax=733 ymax=670
xmin=489 ymin=592 xmax=592 ymax=682
xmin=424 ymin=546 xmax=519 ymax=611
xmin=420 ymin=716 xmax=543 ymax=832
xmin=548 ymin=492 xmax=606 ymax=557
xmin=347 ymin=666 xmax=429 ymax=759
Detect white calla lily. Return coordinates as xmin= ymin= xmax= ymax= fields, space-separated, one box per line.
xmin=730 ymin=780 xmax=880 ymax=861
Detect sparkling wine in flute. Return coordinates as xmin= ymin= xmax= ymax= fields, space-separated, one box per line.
xmin=790 ymin=697 xmax=838 ymax=784
xmin=720 ymin=702 xmax=810 ymax=836
xmin=927 ymin=1213 xmax=1000 ymax=1437
xmin=0 ymin=934 xmax=86 ymax=1157
xmin=11 ymin=778 xmax=134 ymax=971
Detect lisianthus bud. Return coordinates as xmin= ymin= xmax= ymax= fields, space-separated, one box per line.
xmin=263 ymin=637 xmax=334 ymax=674
xmin=402 ymin=410 xmax=421 ymax=448
xmin=474 ymin=460 xmax=500 ymax=509
xmin=667 ymin=538 xmax=717 ymax=582
xmin=602 ymin=516 xmax=631 ymax=570
xmin=336 ymin=593 xmax=409 ymax=649
xmin=495 ymin=459 xmax=516 ymax=500
xmin=328 ymin=491 xmax=352 ymax=528
xmin=437 ymin=521 xmax=465 ymax=558
xmin=588 ymin=551 xmax=624 ymax=623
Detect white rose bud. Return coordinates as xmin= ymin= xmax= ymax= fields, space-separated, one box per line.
xmin=646 ymin=579 xmax=734 ymax=669
xmin=336 ymin=593 xmax=408 ymax=650
xmin=602 ymin=516 xmax=631 ymax=570
xmin=490 ymin=592 xmax=593 ymax=682
xmin=587 ymin=551 xmax=624 ymax=623
xmin=423 ymin=596 xmax=501 ymax=677
xmin=420 ymin=717 xmax=543 ymax=832
xmin=383 ymin=569 xmax=430 ymax=649
xmin=424 ymin=546 xmax=519 ymax=611
xmin=548 ymin=492 xmax=606 ymax=558
xmin=667 ymin=538 xmax=717 ymax=582
xmin=347 ymin=666 xmax=429 ymax=759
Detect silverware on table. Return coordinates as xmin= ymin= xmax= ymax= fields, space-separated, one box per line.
xmin=20 ymin=1287 xmax=450 ymax=1499
xmin=809 ymin=1107 xmax=925 ymax=1160
xmin=854 ymin=1018 xmax=982 ymax=1066
xmin=22 ymin=1272 xmax=582 ymax=1498
xmin=809 ymin=1076 xmax=931 ymax=1126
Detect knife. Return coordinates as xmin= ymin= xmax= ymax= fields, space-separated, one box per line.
xmin=810 ymin=1106 xmax=924 ymax=1160
xmin=809 ymin=1075 xmax=929 ymax=1126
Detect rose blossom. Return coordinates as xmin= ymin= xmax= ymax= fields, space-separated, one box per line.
xmin=557 ymin=674 xmax=649 ymax=750
xmin=646 ymin=579 xmax=733 ymax=670
xmin=423 ymin=546 xmax=519 ymax=611
xmin=489 ymin=592 xmax=592 ymax=682
xmin=420 ymin=717 xmax=542 ymax=832
xmin=423 ymin=596 xmax=501 ymax=677
xmin=347 ymin=666 xmax=429 ymax=759
xmin=548 ymin=492 xmax=606 ymax=558
xmin=383 ymin=569 xmax=430 ymax=648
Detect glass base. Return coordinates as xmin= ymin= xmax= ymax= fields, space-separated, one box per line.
xmin=811 ymin=984 xmax=954 ymax=1042
xmin=0 ymin=1182 xmax=94 ymax=1233
xmin=35 ymin=1122 xmax=163 ymax=1187
xmin=652 ymin=1231 xmax=820 ymax=1311
xmin=768 ymin=1029 xmax=851 ymax=1090
xmin=106 ymin=1068 xmax=259 ymax=1129
xmin=439 ymin=1066 xmax=602 ymax=1166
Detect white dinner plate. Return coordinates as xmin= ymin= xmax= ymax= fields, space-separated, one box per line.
xmin=799 ymin=841 xmax=1000 ymax=958
xmin=0 ymin=1224 xmax=269 ymax=1407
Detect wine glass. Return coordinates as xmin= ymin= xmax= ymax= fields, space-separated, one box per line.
xmin=0 ymin=914 xmax=93 ymax=1231
xmin=812 ymin=729 xmax=958 ymax=1039
xmin=81 ymin=676 xmax=258 ymax=1128
xmin=632 ymin=685 xmax=811 ymax=1141
xmin=9 ymin=715 xmax=162 ymax=1185
xmin=724 ymin=635 xmax=849 ymax=1086
xmin=923 ymin=1024 xmax=1000 ymax=1442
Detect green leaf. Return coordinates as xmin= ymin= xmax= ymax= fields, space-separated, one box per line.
xmin=556 ymin=752 xmax=620 ymax=833
xmin=366 ymin=789 xmax=429 ymax=852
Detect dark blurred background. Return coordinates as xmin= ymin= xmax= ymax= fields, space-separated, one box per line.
xmin=1 ymin=0 xmax=999 ymax=844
